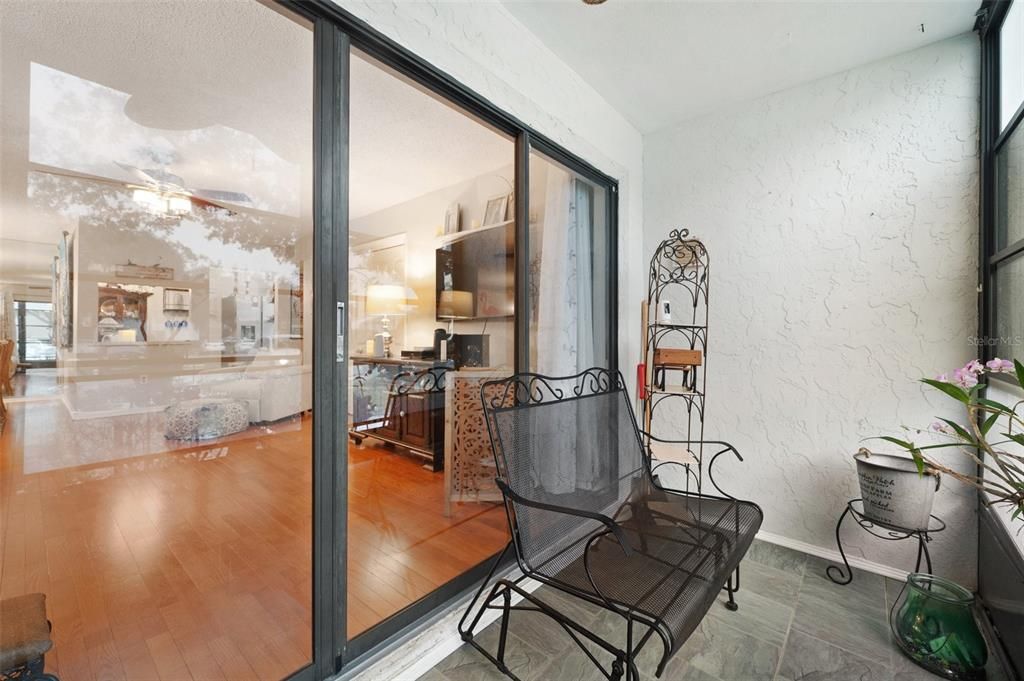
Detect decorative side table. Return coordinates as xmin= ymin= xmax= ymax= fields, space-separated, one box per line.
xmin=826 ymin=498 xmax=946 ymax=585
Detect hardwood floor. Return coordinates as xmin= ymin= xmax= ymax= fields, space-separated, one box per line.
xmin=0 ymin=398 xmax=506 ymax=680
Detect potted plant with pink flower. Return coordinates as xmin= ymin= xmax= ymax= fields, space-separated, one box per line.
xmin=861 ymin=357 xmax=1024 ymax=528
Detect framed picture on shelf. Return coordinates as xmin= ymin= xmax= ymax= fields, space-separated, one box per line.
xmin=482 ymin=194 xmax=509 ymax=227
xmin=444 ymin=202 xmax=460 ymax=234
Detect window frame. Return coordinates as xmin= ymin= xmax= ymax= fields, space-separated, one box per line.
xmin=980 ymin=0 xmax=1024 ymax=383
xmin=976 ymin=5 xmax=1024 ymax=679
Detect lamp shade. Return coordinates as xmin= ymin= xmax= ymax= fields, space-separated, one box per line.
xmin=366 ymin=284 xmax=407 ymax=316
xmin=437 ymin=290 xmax=473 ymax=319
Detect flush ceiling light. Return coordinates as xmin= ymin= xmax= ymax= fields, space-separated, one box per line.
xmin=583 ymin=0 xmax=608 ymax=4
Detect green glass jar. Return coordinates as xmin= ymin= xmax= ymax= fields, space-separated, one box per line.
xmin=890 ymin=573 xmax=988 ymax=680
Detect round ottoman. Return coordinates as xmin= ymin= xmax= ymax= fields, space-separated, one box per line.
xmin=165 ymin=397 xmax=250 ymax=441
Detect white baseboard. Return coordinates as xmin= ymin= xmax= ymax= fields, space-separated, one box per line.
xmin=756 ymin=529 xmax=910 ymax=581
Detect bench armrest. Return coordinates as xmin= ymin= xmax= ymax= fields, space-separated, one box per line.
xmin=494 ymin=479 xmax=634 ymax=558
xmin=638 ymin=432 xmax=745 ymax=499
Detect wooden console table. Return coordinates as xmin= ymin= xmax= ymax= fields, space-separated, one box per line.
xmin=349 ymin=358 xmax=450 ymax=471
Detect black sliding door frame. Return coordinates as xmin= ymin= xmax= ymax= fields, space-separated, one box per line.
xmin=280 ymin=1 xmax=620 ymax=677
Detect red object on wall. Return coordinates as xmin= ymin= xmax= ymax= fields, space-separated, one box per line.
xmin=637 ymin=363 xmax=646 ymax=400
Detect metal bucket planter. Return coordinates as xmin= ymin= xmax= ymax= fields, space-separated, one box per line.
xmin=854 ymin=451 xmax=940 ymax=531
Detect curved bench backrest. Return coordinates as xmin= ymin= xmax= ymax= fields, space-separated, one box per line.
xmin=480 ymin=368 xmax=650 ymax=574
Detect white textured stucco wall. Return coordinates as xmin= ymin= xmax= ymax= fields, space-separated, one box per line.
xmin=336 ymin=0 xmax=645 ymax=376
xmin=644 ymin=35 xmax=981 ymax=586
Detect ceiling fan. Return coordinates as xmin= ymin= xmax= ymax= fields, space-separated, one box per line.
xmin=114 ymin=162 xmax=251 ymax=216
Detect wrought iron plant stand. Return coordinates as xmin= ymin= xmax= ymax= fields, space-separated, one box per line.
xmin=640 ymin=229 xmax=749 ymax=610
xmin=826 ymin=498 xmax=946 ymax=585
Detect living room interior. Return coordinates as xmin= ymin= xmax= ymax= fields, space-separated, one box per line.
xmin=1 ymin=1 xmax=1022 ymax=681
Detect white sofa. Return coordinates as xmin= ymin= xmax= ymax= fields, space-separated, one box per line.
xmin=204 ymin=362 xmax=312 ymax=423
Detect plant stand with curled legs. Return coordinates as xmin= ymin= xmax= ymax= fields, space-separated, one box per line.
xmin=826 ymin=498 xmax=946 ymax=585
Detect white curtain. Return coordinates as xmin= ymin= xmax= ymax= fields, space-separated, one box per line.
xmin=535 ymin=166 xmax=600 ymax=493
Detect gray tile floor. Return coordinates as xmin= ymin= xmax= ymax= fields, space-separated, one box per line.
xmin=422 ymin=540 xmax=1009 ymax=681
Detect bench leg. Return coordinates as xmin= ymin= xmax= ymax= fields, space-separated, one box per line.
xmin=624 ymin=618 xmax=642 ymax=681
xmin=458 ymin=541 xmax=513 ymax=641
xmin=496 ymin=587 xmax=512 ymax=673
xmin=724 ymin=565 xmax=740 ymax=611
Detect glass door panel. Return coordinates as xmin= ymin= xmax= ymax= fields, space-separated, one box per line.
xmin=345 ymin=48 xmax=512 ymax=639
xmin=528 ymin=150 xmax=613 ymax=374
xmin=0 ymin=3 xmax=314 ymax=679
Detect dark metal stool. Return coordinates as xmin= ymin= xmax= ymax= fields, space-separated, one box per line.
xmin=0 ymin=594 xmax=59 ymax=681
xmin=826 ymin=498 xmax=946 ymax=585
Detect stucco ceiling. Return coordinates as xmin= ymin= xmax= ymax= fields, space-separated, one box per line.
xmin=501 ymin=0 xmax=980 ymax=133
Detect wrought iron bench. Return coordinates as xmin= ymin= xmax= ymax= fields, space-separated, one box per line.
xmin=458 ymin=368 xmax=763 ymax=681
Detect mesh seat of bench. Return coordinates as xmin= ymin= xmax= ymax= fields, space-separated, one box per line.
xmin=546 ymin=488 xmax=762 ymax=656
xmin=459 ymin=369 xmax=763 ymax=681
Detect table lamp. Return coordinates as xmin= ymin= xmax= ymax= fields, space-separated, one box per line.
xmin=366 ymin=284 xmax=407 ymax=357
xmin=437 ymin=289 xmax=473 ymax=336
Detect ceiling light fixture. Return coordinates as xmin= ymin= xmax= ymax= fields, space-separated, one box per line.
xmin=582 ymin=0 xmax=608 ymax=5
xmin=132 ymin=187 xmax=192 ymax=216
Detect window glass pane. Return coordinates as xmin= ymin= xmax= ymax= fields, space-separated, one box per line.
xmin=528 ymin=151 xmax=611 ymax=373
xmin=24 ymin=326 xmax=53 ymax=342
xmin=994 ymin=255 xmax=1024 ymax=362
xmin=24 ymin=308 xmax=52 ymax=326
xmin=0 ymin=2 xmax=314 ymax=677
xmin=999 ymin=1 xmax=1024 ymax=132
xmin=1001 ymin=0 xmax=1024 ymax=131
xmin=996 ymin=122 xmax=1024 ymax=249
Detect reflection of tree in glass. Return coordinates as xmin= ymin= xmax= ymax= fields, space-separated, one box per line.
xmin=27 ymin=171 xmax=302 ymax=270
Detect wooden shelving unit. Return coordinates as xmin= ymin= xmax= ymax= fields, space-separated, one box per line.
xmin=641 ymin=228 xmax=710 ymax=476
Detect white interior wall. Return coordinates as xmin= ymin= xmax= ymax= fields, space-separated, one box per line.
xmin=350 ymin=163 xmax=520 ymax=366
xmin=644 ymin=34 xmax=981 ymax=586
xmin=337 ymin=0 xmax=645 ymax=381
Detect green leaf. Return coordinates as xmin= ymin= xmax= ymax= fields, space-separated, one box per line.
xmin=1015 ymin=359 xmax=1024 ymax=389
xmin=915 ymin=442 xmax=977 ymax=451
xmin=938 ymin=418 xmax=972 ymax=441
xmin=910 ymin=449 xmax=926 ymax=474
xmin=866 ymin=437 xmax=972 ymax=452
xmin=871 ymin=436 xmax=915 ymax=450
xmin=981 ymin=412 xmax=1001 ymax=436
xmin=978 ymin=397 xmax=1014 ymax=413
xmin=921 ymin=378 xmax=969 ymax=404
xmin=1004 ymin=432 xmax=1024 ymax=448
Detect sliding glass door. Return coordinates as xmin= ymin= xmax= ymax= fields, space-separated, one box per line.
xmin=345 ymin=49 xmax=513 ymax=643
xmin=0 ymin=3 xmax=316 ymax=680
xmin=334 ymin=45 xmax=618 ymax=662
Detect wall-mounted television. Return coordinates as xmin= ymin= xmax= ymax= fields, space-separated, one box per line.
xmin=436 ymin=224 xmax=514 ymax=321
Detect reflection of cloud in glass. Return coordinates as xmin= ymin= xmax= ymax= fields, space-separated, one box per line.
xmin=170 ymin=220 xmax=298 ymax=283
xmin=29 ymin=62 xmax=301 ymax=216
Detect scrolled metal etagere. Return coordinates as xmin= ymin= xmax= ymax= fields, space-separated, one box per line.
xmin=641 ymin=229 xmax=710 ymax=490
